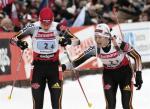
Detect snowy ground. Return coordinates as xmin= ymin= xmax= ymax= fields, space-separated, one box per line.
xmin=0 ymin=69 xmax=150 ymax=109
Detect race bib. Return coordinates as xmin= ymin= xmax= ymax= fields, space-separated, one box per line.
xmin=32 ymin=39 xmax=59 ymax=54
xmin=102 ymin=53 xmax=125 ymax=68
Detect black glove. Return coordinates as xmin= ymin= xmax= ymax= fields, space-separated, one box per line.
xmin=17 ymin=40 xmax=28 ymax=50
xmin=134 ymin=71 xmax=143 ymax=90
xmin=61 ymin=64 xmax=66 ymax=72
xmin=59 ymin=37 xmax=71 ymax=47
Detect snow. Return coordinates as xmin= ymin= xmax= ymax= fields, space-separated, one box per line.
xmin=0 ymin=69 xmax=150 ymax=109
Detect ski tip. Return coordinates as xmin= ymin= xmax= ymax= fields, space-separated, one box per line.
xmin=7 ymin=96 xmax=12 ymax=100
xmin=88 ymin=102 xmax=92 ymax=108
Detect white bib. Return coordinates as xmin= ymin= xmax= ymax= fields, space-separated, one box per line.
xmin=32 ymin=38 xmax=59 ymax=54
xmin=98 ymin=42 xmax=125 ymax=68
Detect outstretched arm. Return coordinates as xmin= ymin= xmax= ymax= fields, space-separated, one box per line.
xmin=73 ymin=46 xmax=96 ymax=67
xmin=10 ymin=23 xmax=35 ymax=50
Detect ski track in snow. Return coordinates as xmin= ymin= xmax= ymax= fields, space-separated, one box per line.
xmin=0 ymin=69 xmax=150 ymax=109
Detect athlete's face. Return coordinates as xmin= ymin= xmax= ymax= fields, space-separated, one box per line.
xmin=95 ymin=35 xmax=110 ymax=48
xmin=40 ymin=22 xmax=51 ymax=30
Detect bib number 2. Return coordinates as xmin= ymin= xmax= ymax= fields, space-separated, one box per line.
xmin=32 ymin=39 xmax=59 ymax=54
xmin=37 ymin=41 xmax=55 ymax=50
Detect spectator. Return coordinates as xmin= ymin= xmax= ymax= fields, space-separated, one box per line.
xmin=0 ymin=13 xmax=4 ymax=23
xmin=139 ymin=8 xmax=150 ymax=22
xmin=0 ymin=0 xmax=150 ymax=30
xmin=84 ymin=0 xmax=103 ymax=25
xmin=0 ymin=17 xmax=14 ymax=32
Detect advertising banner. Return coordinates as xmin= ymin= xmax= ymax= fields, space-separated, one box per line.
xmin=0 ymin=33 xmax=26 ymax=82
xmin=0 ymin=39 xmax=11 ymax=75
xmin=112 ymin=22 xmax=150 ymax=63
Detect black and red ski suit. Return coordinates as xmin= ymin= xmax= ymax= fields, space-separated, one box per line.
xmin=73 ymin=38 xmax=143 ymax=109
xmin=10 ymin=21 xmax=79 ymax=109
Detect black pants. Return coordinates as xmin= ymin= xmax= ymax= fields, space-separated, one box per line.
xmin=31 ymin=60 xmax=63 ymax=109
xmin=103 ymin=64 xmax=133 ymax=109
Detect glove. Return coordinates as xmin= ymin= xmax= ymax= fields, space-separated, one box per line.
xmin=17 ymin=40 xmax=28 ymax=50
xmin=59 ymin=37 xmax=71 ymax=47
xmin=134 ymin=71 xmax=143 ymax=90
xmin=61 ymin=64 xmax=66 ymax=72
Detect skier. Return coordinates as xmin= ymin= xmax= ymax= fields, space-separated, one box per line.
xmin=72 ymin=23 xmax=143 ymax=109
xmin=10 ymin=7 xmax=79 ymax=109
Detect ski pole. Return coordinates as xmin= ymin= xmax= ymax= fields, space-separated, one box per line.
xmin=112 ymin=8 xmax=135 ymax=77
xmin=64 ymin=47 xmax=92 ymax=108
xmin=112 ymin=8 xmax=124 ymax=40
xmin=8 ymin=50 xmax=24 ymax=100
xmin=58 ymin=25 xmax=92 ymax=107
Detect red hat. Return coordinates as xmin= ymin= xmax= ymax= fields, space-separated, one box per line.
xmin=39 ymin=7 xmax=54 ymax=25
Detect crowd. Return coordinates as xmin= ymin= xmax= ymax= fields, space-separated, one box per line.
xmin=0 ymin=0 xmax=150 ymax=32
